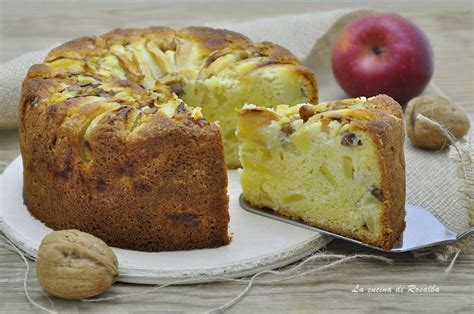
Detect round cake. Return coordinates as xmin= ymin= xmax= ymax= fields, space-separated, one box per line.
xmin=19 ymin=26 xmax=318 ymax=251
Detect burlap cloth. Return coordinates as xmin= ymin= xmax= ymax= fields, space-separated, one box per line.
xmin=0 ymin=9 xmax=472 ymax=233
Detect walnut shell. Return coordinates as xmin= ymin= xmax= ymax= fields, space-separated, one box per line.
xmin=405 ymin=95 xmax=470 ymax=150
xmin=35 ymin=229 xmax=118 ymax=300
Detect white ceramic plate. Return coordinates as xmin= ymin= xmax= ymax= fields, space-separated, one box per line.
xmin=0 ymin=156 xmax=330 ymax=284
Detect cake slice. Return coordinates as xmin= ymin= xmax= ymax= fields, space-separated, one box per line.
xmin=237 ymin=95 xmax=405 ymax=250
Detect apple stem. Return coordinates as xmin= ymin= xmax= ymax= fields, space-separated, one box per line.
xmin=372 ymin=47 xmax=385 ymax=55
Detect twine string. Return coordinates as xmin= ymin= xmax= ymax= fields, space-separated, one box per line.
xmin=416 ymin=113 xmax=470 ymax=181
xmin=416 ymin=113 xmax=473 ymax=226
xmin=208 ymin=254 xmax=393 ymax=313
xmin=1 ymin=235 xmax=394 ymax=313
xmin=0 ymin=236 xmax=57 ymax=314
xmin=444 ymin=248 xmax=462 ymax=273
xmin=0 ymin=229 xmax=465 ymax=313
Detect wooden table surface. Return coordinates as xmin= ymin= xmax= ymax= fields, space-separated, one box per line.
xmin=0 ymin=1 xmax=473 ymax=313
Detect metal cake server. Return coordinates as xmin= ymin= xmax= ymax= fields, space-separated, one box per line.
xmin=239 ymin=195 xmax=473 ymax=253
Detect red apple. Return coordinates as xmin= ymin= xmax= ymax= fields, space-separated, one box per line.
xmin=331 ymin=13 xmax=434 ymax=105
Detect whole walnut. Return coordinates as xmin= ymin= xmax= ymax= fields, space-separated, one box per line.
xmin=35 ymin=230 xmax=118 ymax=299
xmin=405 ymin=95 xmax=470 ymax=150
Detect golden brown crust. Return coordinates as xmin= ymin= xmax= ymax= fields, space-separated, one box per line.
xmin=292 ymin=65 xmax=319 ymax=104
xmin=178 ymin=26 xmax=251 ymax=51
xmin=46 ymin=37 xmax=103 ymax=61
xmin=364 ymin=94 xmax=403 ymax=120
xmin=101 ymin=27 xmax=176 ymax=47
xmin=350 ymin=95 xmax=405 ymax=249
xmin=21 ymin=108 xmax=230 ymax=251
xmin=254 ymin=41 xmax=300 ymax=64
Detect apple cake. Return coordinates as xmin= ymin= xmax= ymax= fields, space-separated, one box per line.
xmin=237 ymin=95 xmax=405 ymax=250
xmin=19 ymin=27 xmax=316 ymax=251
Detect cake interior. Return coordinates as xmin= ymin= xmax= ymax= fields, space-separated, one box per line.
xmin=182 ymin=63 xmax=314 ymax=167
xmin=237 ymin=98 xmax=392 ymax=243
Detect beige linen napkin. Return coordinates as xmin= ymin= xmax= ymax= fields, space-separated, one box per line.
xmin=0 ymin=9 xmax=472 ymax=231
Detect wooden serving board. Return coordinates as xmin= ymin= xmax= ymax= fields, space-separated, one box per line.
xmin=0 ymin=156 xmax=330 ymax=284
